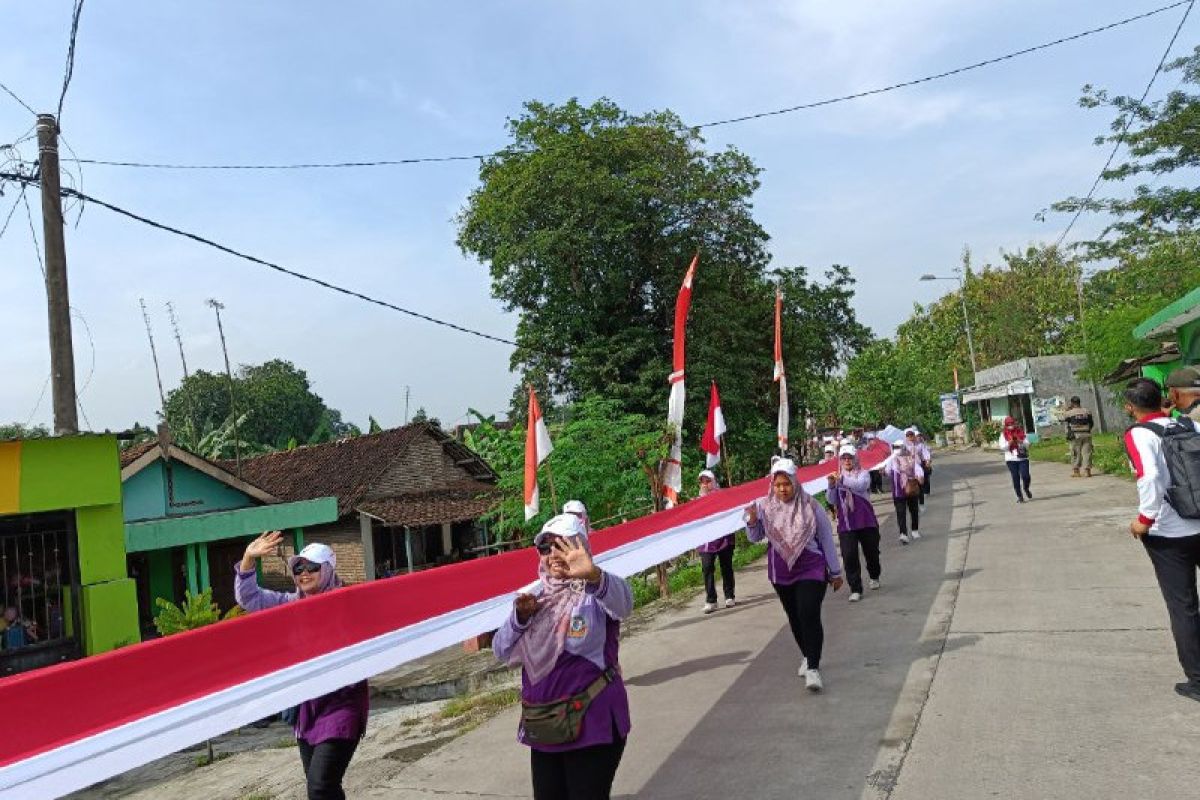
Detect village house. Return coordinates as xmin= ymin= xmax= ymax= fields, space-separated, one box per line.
xmin=230 ymin=423 xmax=500 ymax=586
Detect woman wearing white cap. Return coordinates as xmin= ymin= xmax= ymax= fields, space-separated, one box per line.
xmin=493 ymin=513 xmax=633 ymax=800
xmin=885 ymin=440 xmax=924 ymax=543
xmin=563 ymin=499 xmax=591 ymax=532
xmin=235 ymin=531 xmax=367 ymax=800
xmin=695 ymin=469 xmax=735 ymax=614
xmin=744 ymin=459 xmax=843 ymax=691
xmin=828 ymin=445 xmax=882 ymax=602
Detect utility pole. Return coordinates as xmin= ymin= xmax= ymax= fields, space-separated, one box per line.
xmin=404 ymin=385 xmax=410 ymax=425
xmin=37 ymin=113 xmax=78 ymax=435
xmin=206 ymin=298 xmax=242 ymax=473
xmin=139 ymin=298 xmax=167 ymax=415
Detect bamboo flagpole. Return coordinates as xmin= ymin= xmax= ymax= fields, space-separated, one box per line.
xmin=774 ymin=288 xmax=789 ymax=455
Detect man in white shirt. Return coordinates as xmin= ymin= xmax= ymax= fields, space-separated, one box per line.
xmin=1122 ymin=378 xmax=1200 ymax=703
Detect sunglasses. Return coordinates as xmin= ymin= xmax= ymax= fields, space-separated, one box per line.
xmin=536 ymin=535 xmax=579 ymax=556
xmin=292 ymin=561 xmax=322 ymax=576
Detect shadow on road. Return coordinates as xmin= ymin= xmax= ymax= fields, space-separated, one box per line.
xmin=625 ymin=651 xmax=755 ymax=687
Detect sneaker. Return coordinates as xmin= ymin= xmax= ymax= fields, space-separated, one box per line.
xmin=725 ymin=598 xmax=736 ymax=608
xmin=848 ymin=592 xmax=862 ymax=603
xmin=899 ymin=533 xmax=910 ymax=545
xmin=1025 ymin=489 xmax=1033 ymax=500
xmin=703 ymin=602 xmax=716 ymax=614
xmin=1175 ymin=681 xmax=1200 ymax=703
xmin=869 ymin=578 xmax=881 ymax=590
xmin=797 ymin=658 xmax=808 ymax=677
xmin=911 ymin=530 xmax=921 ymax=540
xmin=1017 ymin=496 xmax=1025 ymax=503
xmin=805 ymin=669 xmax=823 ymax=692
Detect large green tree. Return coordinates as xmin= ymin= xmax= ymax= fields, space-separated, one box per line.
xmin=457 ymin=98 xmax=870 ymax=469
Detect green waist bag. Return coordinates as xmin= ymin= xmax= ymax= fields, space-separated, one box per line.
xmin=520 ymin=668 xmax=616 ymax=746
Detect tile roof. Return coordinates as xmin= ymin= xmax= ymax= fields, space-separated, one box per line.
xmin=358 ymin=480 xmax=500 ymax=528
xmin=119 ymin=440 xmax=158 ymax=468
xmin=229 ymin=424 xmax=497 ymax=517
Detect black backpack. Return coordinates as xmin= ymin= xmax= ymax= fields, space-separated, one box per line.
xmin=1134 ymin=417 xmax=1200 ymax=519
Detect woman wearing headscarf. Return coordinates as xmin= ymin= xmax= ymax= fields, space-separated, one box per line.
xmin=828 ymin=445 xmax=882 ymax=602
xmin=744 ymin=459 xmax=844 ymax=691
xmin=999 ymin=416 xmax=1033 ymax=502
xmin=562 ymin=499 xmax=591 ymax=532
xmin=885 ymin=439 xmax=925 ymax=544
xmin=235 ymin=531 xmax=368 ymax=800
xmin=493 ymin=513 xmax=633 ymax=800
xmin=696 ymin=469 xmax=736 ymax=614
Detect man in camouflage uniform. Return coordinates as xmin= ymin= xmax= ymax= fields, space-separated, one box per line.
xmin=1165 ymin=366 xmax=1200 ymax=423
xmin=1063 ymin=396 xmax=1094 ymax=478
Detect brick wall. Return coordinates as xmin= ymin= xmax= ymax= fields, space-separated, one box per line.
xmin=259 ymin=517 xmax=367 ymax=588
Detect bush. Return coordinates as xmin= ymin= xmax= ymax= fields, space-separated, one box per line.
xmin=1026 ymin=432 xmax=1131 ymax=480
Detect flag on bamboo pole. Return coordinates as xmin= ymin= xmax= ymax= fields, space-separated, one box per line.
xmin=774 ymin=289 xmax=789 ymax=451
xmin=701 ymin=380 xmax=727 ymax=469
xmin=663 ymin=253 xmax=698 ymax=506
xmin=524 ymin=387 xmax=554 ymax=520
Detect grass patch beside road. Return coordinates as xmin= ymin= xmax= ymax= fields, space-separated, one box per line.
xmin=1027 ymin=433 xmax=1132 ymax=481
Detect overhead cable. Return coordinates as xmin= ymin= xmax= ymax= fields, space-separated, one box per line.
xmin=72 ymin=1 xmax=1191 ymax=171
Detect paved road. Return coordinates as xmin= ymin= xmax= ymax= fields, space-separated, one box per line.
xmin=368 ymin=450 xmax=1200 ymax=799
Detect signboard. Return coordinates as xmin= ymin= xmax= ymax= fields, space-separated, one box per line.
xmin=940 ymin=393 xmax=962 ymax=425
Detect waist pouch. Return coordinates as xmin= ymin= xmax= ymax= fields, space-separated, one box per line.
xmin=521 ymin=667 xmax=616 ymax=746
xmin=904 ymin=477 xmax=921 ymax=497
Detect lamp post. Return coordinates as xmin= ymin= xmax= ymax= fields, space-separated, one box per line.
xmin=920 ymin=271 xmax=978 ymax=375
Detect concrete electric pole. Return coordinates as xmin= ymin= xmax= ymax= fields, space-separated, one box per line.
xmin=37 ymin=113 xmax=78 ymax=435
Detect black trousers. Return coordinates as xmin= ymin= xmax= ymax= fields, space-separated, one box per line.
xmin=840 ymin=527 xmax=881 ymax=593
xmin=530 ymin=736 xmax=627 ymax=800
xmin=772 ymin=580 xmax=828 ymax=668
xmin=893 ymin=496 xmax=920 ymax=534
xmin=869 ymin=469 xmax=884 ymax=494
xmin=922 ymin=464 xmax=932 ymax=497
xmin=700 ymin=547 xmax=735 ymax=604
xmin=1142 ymin=533 xmax=1200 ymax=684
xmin=1006 ymin=460 xmax=1032 ymax=498
xmin=297 ymin=737 xmax=359 ymax=800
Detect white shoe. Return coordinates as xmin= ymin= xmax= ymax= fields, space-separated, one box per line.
xmin=703 ymin=602 xmax=716 ymax=614
xmin=911 ymin=530 xmax=922 ymax=540
xmin=899 ymin=533 xmax=910 ymax=545
xmin=797 ymin=658 xmax=808 ymax=676
xmin=805 ymin=669 xmax=823 ymax=692
xmin=725 ymin=598 xmax=736 ymax=608
xmin=849 ymin=592 xmax=862 ymax=602
xmin=869 ymin=579 xmax=881 ymax=590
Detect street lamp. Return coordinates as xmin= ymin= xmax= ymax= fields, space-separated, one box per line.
xmin=919 ymin=272 xmax=978 ymax=375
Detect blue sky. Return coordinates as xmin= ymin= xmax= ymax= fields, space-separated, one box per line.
xmin=0 ymin=1 xmax=1190 ymax=432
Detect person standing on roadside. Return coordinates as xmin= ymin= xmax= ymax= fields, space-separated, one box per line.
xmin=235 ymin=534 xmax=368 ymax=800
xmin=1000 ymin=416 xmax=1033 ymax=503
xmin=828 ymin=445 xmax=882 ymax=602
xmin=696 ymin=470 xmax=736 ymax=614
xmin=885 ymin=440 xmax=924 ymax=544
xmin=744 ymin=458 xmax=843 ymax=692
xmin=1063 ymin=396 xmax=1095 ymax=478
xmin=563 ymin=499 xmax=591 ymax=532
xmin=494 ymin=513 xmax=634 ymax=799
xmin=916 ymin=430 xmax=933 ymax=499
xmin=1165 ymin=366 xmax=1200 ymax=423
xmin=1121 ymin=378 xmax=1200 ymax=703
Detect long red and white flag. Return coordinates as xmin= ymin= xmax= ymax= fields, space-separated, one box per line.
xmin=662 ymin=254 xmax=697 ymax=505
xmin=523 ymin=386 xmax=553 ymax=520
xmin=774 ymin=289 xmax=789 ymax=451
xmin=700 ymin=381 xmax=727 ymax=469
xmin=0 ymin=439 xmax=891 ymax=799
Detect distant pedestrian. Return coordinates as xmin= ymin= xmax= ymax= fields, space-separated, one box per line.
xmin=1000 ymin=416 xmax=1033 ymax=502
xmin=1165 ymin=366 xmax=1200 ymax=424
xmin=744 ymin=459 xmax=844 ymax=692
xmin=916 ymin=430 xmax=933 ymax=499
xmin=1063 ymin=396 xmax=1095 ymax=478
xmin=1121 ymin=378 xmax=1200 ymax=703
xmin=563 ymin=499 xmax=591 ymax=532
xmin=904 ymin=428 xmax=931 ymax=504
xmin=493 ymin=514 xmax=633 ymax=799
xmin=885 ymin=440 xmax=924 ymax=544
xmin=695 ymin=470 xmax=736 ymax=614
xmin=235 ymin=534 xmax=368 ymax=800
xmin=828 ymin=445 xmax=882 ymax=602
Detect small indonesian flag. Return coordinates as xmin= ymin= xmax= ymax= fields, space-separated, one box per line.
xmin=663 ymin=254 xmax=698 ymax=505
xmin=524 ymin=387 xmax=554 ymax=521
xmin=774 ymin=289 xmax=789 ymax=451
xmin=701 ymin=381 xmax=727 ymax=469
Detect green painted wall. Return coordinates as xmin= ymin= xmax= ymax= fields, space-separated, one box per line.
xmin=124 ymin=497 xmax=336 ymax=552
xmin=147 ymin=548 xmax=176 ymax=614
xmin=80 ymin=579 xmax=140 ymax=654
xmin=122 ymin=460 xmax=257 ymax=524
xmin=76 ymin=503 xmax=127 ymax=585
xmin=18 ymin=436 xmax=121 ymax=513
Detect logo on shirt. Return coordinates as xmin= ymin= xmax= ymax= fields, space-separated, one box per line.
xmin=567 ymin=614 xmax=588 ymax=639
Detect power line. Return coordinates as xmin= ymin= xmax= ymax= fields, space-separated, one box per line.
xmin=0 ymin=79 xmax=36 ymax=117
xmin=0 ymin=172 xmax=524 ymax=350
xmin=0 ymin=184 xmax=25 ymax=241
xmin=57 ymin=0 xmax=87 ymax=123
xmin=72 ymin=1 xmax=1190 ymax=171
xmin=1055 ymin=0 xmax=1195 ymax=248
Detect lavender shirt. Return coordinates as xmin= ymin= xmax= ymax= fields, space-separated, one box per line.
xmin=746 ymin=501 xmax=842 ymax=585
xmin=828 ymin=470 xmax=880 ymax=533
xmin=493 ymin=571 xmax=633 ymax=752
xmin=233 ymin=567 xmax=370 ymax=745
xmin=884 ymin=460 xmax=926 ymax=499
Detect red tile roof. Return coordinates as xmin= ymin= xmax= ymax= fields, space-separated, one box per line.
xmin=358 ymin=480 xmax=500 ymax=528
xmin=119 ymin=440 xmax=158 ymax=468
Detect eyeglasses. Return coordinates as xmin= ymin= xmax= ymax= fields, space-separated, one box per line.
xmin=292 ymin=561 xmax=322 ymax=576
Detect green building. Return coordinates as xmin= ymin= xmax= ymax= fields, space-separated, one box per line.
xmin=119 ymin=437 xmax=337 ymax=635
xmin=1133 ymin=285 xmax=1200 ymax=378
